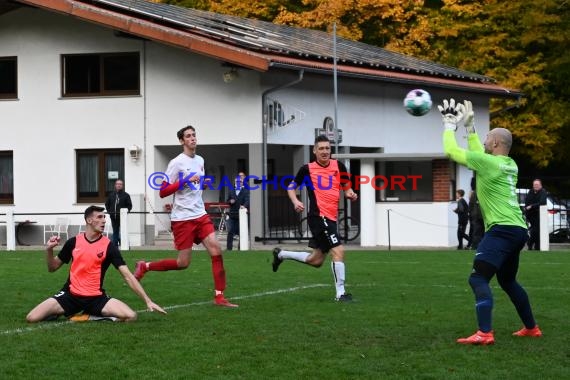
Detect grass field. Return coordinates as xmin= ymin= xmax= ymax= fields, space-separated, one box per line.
xmin=1 ymin=248 xmax=568 ymax=379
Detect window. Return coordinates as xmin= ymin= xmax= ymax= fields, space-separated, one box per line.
xmin=62 ymin=53 xmax=139 ymax=97
xmin=0 ymin=152 xmax=14 ymax=204
xmin=267 ymin=101 xmax=284 ymax=128
xmin=0 ymin=57 xmax=17 ymax=99
xmin=76 ymin=149 xmax=124 ymax=203
xmin=375 ymin=161 xmax=433 ymax=202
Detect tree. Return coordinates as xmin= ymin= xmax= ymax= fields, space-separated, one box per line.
xmin=162 ymin=0 xmax=210 ymax=11
xmin=162 ymin=0 xmax=570 ymax=167
xmin=271 ymin=0 xmax=570 ymax=167
xmin=274 ymin=0 xmax=427 ymax=43
xmin=411 ymin=0 xmax=570 ymax=167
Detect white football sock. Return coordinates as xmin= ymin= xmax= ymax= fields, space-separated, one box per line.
xmin=331 ymin=261 xmax=346 ymax=298
xmin=279 ymin=250 xmax=310 ymax=263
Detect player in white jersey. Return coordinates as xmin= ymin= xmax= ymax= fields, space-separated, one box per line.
xmin=166 ymin=152 xmax=207 ymax=221
xmin=134 ymin=126 xmax=238 ymax=308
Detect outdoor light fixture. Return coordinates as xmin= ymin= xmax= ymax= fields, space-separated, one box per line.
xmin=129 ymin=144 xmax=141 ymax=161
xmin=223 ymin=68 xmax=239 ymax=83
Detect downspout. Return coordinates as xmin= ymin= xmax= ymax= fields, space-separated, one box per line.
xmin=142 ymin=40 xmax=148 ymax=243
xmin=260 ymin=69 xmax=304 ymax=237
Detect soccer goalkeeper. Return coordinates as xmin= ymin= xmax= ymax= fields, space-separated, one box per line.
xmin=440 ymin=99 xmax=541 ymax=345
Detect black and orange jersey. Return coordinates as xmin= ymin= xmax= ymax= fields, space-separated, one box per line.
xmin=293 ymin=159 xmax=351 ymax=221
xmin=58 ymin=233 xmax=126 ymax=297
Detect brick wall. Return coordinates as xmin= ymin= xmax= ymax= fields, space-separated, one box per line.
xmin=433 ymin=159 xmax=452 ymax=202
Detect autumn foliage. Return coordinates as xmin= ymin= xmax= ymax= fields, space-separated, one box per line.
xmin=164 ymin=0 xmax=570 ymax=167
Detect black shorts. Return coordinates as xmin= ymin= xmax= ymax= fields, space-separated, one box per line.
xmin=307 ymin=216 xmax=341 ymax=253
xmin=52 ymin=289 xmax=111 ymax=317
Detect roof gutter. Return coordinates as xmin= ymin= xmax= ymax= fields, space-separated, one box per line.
xmin=490 ymin=95 xmax=524 ymax=118
xmin=269 ymin=62 xmax=520 ymax=99
xmin=16 ymin=0 xmax=270 ymax=71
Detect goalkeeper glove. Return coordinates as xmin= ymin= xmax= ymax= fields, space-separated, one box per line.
xmin=462 ymin=100 xmax=476 ymax=134
xmin=437 ymin=98 xmax=465 ymax=131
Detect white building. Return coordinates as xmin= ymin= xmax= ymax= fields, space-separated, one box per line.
xmin=0 ymin=0 xmax=519 ymax=248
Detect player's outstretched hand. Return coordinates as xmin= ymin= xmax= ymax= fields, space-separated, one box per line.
xmin=463 ymin=100 xmax=475 ymax=134
xmin=147 ymin=301 xmax=167 ymax=314
xmin=438 ymin=98 xmax=465 ymax=131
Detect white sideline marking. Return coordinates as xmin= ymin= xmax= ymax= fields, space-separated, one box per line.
xmin=4 ymin=282 xmax=567 ymax=336
xmin=362 ymin=261 xmax=421 ymax=264
xmin=0 ymin=320 xmax=70 ymax=335
xmin=162 ymin=283 xmax=328 ymax=311
xmin=1 ymin=284 xmax=329 ymax=336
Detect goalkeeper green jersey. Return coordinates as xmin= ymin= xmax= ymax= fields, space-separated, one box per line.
xmin=465 ymin=151 xmax=527 ymax=231
xmin=443 ymin=130 xmax=527 ymax=231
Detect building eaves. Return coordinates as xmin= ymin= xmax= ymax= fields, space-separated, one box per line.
xmin=15 ymin=0 xmax=271 ymax=70
xmin=0 ymin=1 xmax=23 ymax=15
xmin=12 ymin=0 xmax=520 ymax=97
xmin=268 ymin=56 xmax=519 ymax=98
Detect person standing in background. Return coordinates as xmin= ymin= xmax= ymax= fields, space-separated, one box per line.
xmin=454 ymin=189 xmax=470 ymax=250
xmin=105 ymin=179 xmax=132 ymax=247
xmin=468 ymin=190 xmax=484 ymax=250
xmin=226 ymin=171 xmax=250 ymax=251
xmin=524 ymin=179 xmax=547 ymax=250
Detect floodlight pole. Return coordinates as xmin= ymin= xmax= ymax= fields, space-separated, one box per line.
xmin=333 ymin=22 xmax=339 ymax=154
xmin=333 ymin=23 xmax=349 ymax=227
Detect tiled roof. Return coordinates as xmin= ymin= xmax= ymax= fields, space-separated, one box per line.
xmin=94 ymin=0 xmax=492 ymax=82
xmin=9 ymin=0 xmax=520 ymax=96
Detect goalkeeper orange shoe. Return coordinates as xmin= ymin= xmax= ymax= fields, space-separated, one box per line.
xmin=456 ymin=330 xmax=495 ymax=345
xmin=512 ymin=326 xmax=542 ymax=337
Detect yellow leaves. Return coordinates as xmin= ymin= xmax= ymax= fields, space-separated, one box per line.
xmin=384 ymin=17 xmax=432 ymax=56
xmin=161 ymin=0 xmax=569 ymax=166
xmin=209 ymin=0 xmax=276 ymax=19
xmin=273 ymin=0 xmax=422 ymax=41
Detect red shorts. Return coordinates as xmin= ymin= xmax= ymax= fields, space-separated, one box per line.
xmin=171 ymin=214 xmax=215 ymax=251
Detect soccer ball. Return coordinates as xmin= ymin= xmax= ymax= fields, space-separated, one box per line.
xmin=403 ymin=89 xmax=432 ymax=117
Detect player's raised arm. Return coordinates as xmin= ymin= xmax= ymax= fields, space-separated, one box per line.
xmin=439 ymin=98 xmax=468 ymax=165
xmin=45 ymin=236 xmax=64 ymax=272
xmin=463 ymin=100 xmax=484 ymax=152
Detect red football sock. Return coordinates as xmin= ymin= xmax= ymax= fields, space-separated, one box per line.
xmin=211 ymin=255 xmax=226 ymax=292
xmin=148 ymin=259 xmax=180 ymax=271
